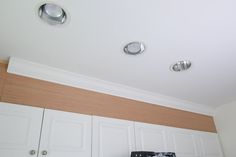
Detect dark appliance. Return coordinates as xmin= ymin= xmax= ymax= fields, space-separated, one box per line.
xmin=131 ymin=151 xmax=176 ymax=157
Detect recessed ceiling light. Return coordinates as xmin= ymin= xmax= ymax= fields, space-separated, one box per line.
xmin=38 ymin=3 xmax=66 ymax=25
xmin=124 ymin=42 xmax=145 ymax=55
xmin=170 ymin=60 xmax=191 ymax=72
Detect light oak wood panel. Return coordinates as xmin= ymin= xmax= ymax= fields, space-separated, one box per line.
xmin=0 ymin=63 xmax=7 ymax=99
xmin=0 ymin=59 xmax=8 ymax=64
xmin=0 ymin=64 xmax=216 ymax=132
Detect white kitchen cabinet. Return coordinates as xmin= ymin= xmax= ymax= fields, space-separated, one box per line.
xmin=0 ymin=102 xmax=223 ymax=157
xmin=0 ymin=102 xmax=92 ymax=157
xmin=198 ymin=132 xmax=223 ymax=157
xmin=135 ymin=122 xmax=199 ymax=156
xmin=166 ymin=128 xmax=223 ymax=157
xmin=92 ymin=116 xmax=135 ymax=157
xmin=135 ymin=122 xmax=168 ymax=152
xmin=38 ymin=109 xmax=92 ymax=157
xmin=135 ymin=122 xmax=223 ymax=157
xmin=0 ymin=102 xmax=43 ymax=157
xmin=166 ymin=128 xmax=200 ymax=157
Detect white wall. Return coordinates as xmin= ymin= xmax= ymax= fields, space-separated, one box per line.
xmin=214 ymin=101 xmax=236 ymax=157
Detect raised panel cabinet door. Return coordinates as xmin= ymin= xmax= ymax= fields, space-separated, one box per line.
xmin=0 ymin=102 xmax=44 ymax=157
xmin=166 ymin=128 xmax=199 ymax=157
xmin=198 ymin=132 xmax=223 ymax=157
xmin=135 ymin=122 xmax=168 ymax=152
xmin=38 ymin=109 xmax=92 ymax=157
xmin=92 ymin=116 xmax=135 ymax=157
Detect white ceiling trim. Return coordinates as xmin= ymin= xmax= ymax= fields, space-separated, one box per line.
xmin=8 ymin=57 xmax=214 ymax=115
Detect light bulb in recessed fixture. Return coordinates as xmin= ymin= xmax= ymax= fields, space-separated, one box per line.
xmin=38 ymin=3 xmax=67 ymax=25
xmin=124 ymin=42 xmax=145 ymax=55
xmin=170 ymin=60 xmax=191 ymax=72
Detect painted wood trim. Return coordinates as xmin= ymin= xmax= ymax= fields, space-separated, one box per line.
xmin=0 ymin=63 xmax=217 ymax=132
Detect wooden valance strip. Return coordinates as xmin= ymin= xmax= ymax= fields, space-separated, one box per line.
xmin=0 ymin=63 xmax=216 ymax=132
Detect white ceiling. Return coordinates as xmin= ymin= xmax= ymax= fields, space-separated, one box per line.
xmin=1 ymin=0 xmax=236 ymax=110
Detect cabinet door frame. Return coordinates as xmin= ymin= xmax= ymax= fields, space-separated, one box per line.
xmin=38 ymin=108 xmax=92 ymax=157
xmin=135 ymin=122 xmax=168 ymax=152
xmin=197 ymin=132 xmax=224 ymax=157
xmin=92 ymin=116 xmax=136 ymax=157
xmin=166 ymin=127 xmax=200 ymax=157
xmin=0 ymin=102 xmax=44 ymax=157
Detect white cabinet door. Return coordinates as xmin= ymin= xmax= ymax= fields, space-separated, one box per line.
xmin=166 ymin=128 xmax=200 ymax=157
xmin=92 ymin=116 xmax=135 ymax=157
xmin=38 ymin=109 xmax=92 ymax=157
xmin=135 ymin=122 xmax=168 ymax=152
xmin=166 ymin=128 xmax=223 ymax=157
xmin=197 ymin=132 xmax=223 ymax=157
xmin=0 ymin=102 xmax=43 ymax=157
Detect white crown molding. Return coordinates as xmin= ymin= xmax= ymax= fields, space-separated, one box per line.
xmin=8 ymin=57 xmax=214 ymax=115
